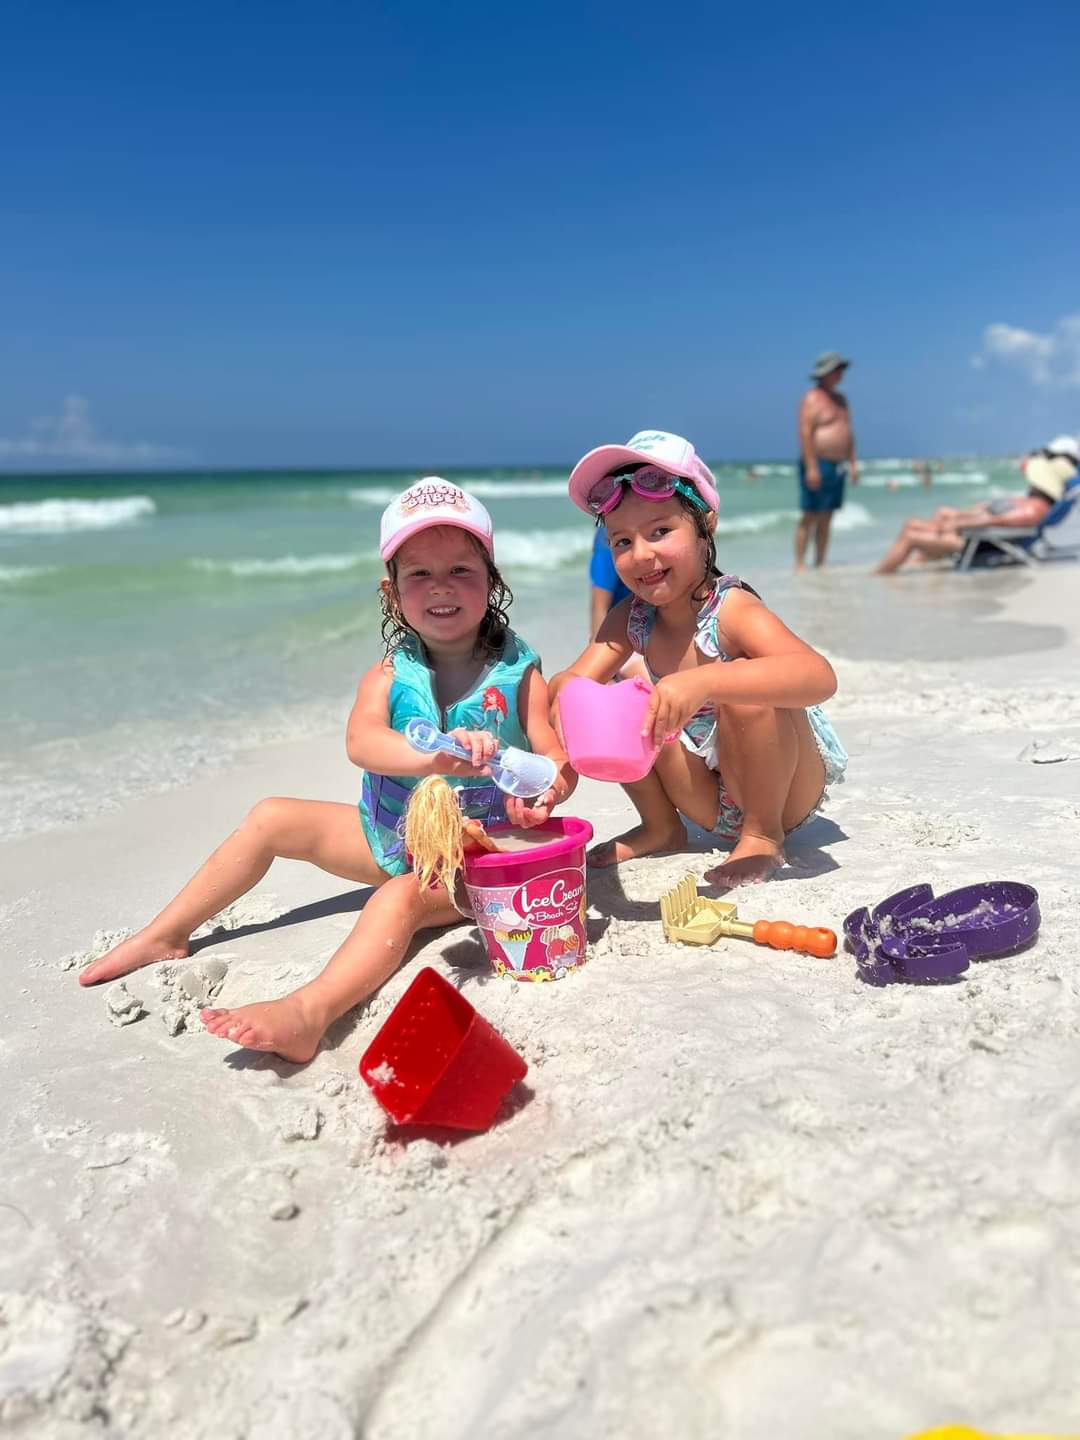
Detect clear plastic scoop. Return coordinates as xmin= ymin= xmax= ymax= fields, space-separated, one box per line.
xmin=404 ymin=718 xmax=558 ymax=800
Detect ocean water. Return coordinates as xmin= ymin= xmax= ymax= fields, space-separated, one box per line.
xmin=0 ymin=457 xmax=1010 ymax=838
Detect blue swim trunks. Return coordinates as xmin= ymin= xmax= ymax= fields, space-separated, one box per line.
xmin=798 ymin=459 xmax=848 ymax=513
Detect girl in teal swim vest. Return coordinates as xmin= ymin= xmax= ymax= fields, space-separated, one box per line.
xmin=80 ymin=481 xmax=575 ymax=1064
xmin=553 ymin=430 xmax=846 ymax=889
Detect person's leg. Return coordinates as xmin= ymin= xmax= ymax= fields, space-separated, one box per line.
xmin=588 ymin=763 xmax=689 ymax=868
xmin=795 ymin=461 xmax=821 ymax=572
xmin=704 ymin=703 xmax=825 ymax=888
xmin=201 ymin=874 xmax=462 ymax=1062
xmin=812 ymin=512 xmax=834 ymax=567
xmin=875 ymin=520 xmax=962 ymax=574
xmin=794 ymin=512 xmax=815 ymax=572
xmin=589 ymin=699 xmax=825 ymax=882
xmin=810 ymin=463 xmax=845 ymax=567
xmin=80 ymin=800 xmax=386 ymax=985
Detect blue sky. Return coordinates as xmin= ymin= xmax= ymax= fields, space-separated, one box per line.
xmin=2 ymin=0 xmax=1078 ymax=468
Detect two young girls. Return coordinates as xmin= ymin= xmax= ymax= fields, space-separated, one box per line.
xmin=80 ymin=480 xmax=575 ymax=1062
xmin=551 ymin=431 xmax=846 ymax=887
xmin=81 ymin=441 xmax=845 ymax=1063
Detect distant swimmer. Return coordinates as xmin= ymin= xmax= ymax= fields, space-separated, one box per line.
xmin=795 ymin=351 xmax=859 ymax=571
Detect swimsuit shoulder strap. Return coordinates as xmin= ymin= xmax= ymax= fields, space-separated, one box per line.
xmin=626 ymin=597 xmax=655 ymax=655
xmin=627 ymin=575 xmax=761 ymax=661
xmin=695 ymin=574 xmax=759 ymax=660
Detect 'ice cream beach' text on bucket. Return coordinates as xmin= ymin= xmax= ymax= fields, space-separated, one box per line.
xmin=463 ymin=817 xmax=594 ymax=982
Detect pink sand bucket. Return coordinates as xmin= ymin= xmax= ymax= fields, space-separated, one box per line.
xmin=463 ymin=817 xmax=594 ymax=982
xmin=559 ymin=675 xmax=660 ymax=782
xmin=359 ymin=967 xmax=527 ymax=1131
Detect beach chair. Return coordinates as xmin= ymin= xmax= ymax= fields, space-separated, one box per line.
xmin=955 ymin=477 xmax=1080 ymax=570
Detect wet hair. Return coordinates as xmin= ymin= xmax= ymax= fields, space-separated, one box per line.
xmin=379 ymin=531 xmax=513 ymax=662
xmin=601 ymin=473 xmax=721 ymax=603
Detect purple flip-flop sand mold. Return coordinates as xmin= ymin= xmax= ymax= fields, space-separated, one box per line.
xmin=844 ymin=881 xmax=1040 ymax=986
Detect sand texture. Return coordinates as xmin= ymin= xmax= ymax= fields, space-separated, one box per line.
xmin=3 ymin=566 xmax=1080 ymax=1438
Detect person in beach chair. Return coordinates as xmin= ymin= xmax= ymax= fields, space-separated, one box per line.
xmin=873 ymin=436 xmax=1079 ymax=575
xmin=955 ymin=455 xmax=1080 ymax=570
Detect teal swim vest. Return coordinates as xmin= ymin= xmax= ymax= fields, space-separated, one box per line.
xmin=359 ymin=629 xmax=539 ymax=876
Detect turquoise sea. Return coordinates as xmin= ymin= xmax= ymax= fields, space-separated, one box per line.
xmin=0 ymin=457 xmax=1013 ymax=838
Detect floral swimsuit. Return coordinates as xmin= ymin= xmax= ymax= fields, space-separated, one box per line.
xmin=625 ymin=575 xmax=847 ymax=839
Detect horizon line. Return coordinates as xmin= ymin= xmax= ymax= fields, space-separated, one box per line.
xmin=0 ymin=453 xmax=1000 ymax=481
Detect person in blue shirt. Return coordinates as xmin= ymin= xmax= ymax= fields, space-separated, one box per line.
xmin=588 ymin=523 xmax=647 ymax=683
xmin=589 ymin=525 xmax=631 ymax=636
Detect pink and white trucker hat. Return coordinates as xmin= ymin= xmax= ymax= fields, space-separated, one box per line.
xmin=567 ymin=430 xmax=720 ymax=515
xmin=379 ymin=478 xmax=495 ymax=562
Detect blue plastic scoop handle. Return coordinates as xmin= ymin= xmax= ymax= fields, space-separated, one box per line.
xmin=404 ymin=718 xmax=557 ymax=800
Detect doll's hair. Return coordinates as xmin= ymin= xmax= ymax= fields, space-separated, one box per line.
xmin=379 ymin=532 xmax=513 ymax=661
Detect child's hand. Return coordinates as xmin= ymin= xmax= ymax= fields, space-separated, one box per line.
xmin=434 ymin=728 xmax=498 ymax=776
xmin=642 ymin=671 xmax=711 ymax=747
xmin=504 ymin=787 xmax=557 ymax=828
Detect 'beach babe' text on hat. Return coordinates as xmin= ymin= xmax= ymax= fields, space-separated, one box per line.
xmin=379 ymin=479 xmax=495 ymax=562
xmin=568 ymin=430 xmax=720 ymax=515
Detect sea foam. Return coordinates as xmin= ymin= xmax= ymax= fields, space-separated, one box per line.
xmin=191 ymin=553 xmax=366 ymax=579
xmin=830 ymin=500 xmax=874 ymax=531
xmin=711 ymin=501 xmax=873 ymax=535
xmin=0 ymin=564 xmax=58 ymax=583
xmin=0 ymin=496 xmax=156 ymax=533
xmin=348 ymin=477 xmax=569 ymax=506
xmin=497 ymin=527 xmax=593 ymax=567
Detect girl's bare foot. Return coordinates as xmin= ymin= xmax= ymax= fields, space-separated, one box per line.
xmin=200 ymin=992 xmax=328 ymax=1064
xmin=704 ymin=834 xmax=784 ymax=892
xmin=588 ymin=822 xmax=686 ymax=869
xmin=79 ymin=929 xmax=190 ymax=986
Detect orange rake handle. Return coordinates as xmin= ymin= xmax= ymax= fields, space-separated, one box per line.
xmin=750 ymin=919 xmax=837 ymax=958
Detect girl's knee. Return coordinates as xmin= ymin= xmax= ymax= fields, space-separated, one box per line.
xmin=245 ymin=796 xmax=296 ymax=842
xmin=389 ymin=871 xmax=422 ymax=900
xmin=386 ymin=871 xmax=438 ymax=918
xmin=715 ymin=700 xmax=782 ymax=733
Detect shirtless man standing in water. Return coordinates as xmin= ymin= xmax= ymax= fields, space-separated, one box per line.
xmin=795 ymin=351 xmax=859 ymax=570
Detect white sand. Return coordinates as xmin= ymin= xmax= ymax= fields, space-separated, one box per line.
xmin=3 ymin=564 xmax=1080 ymax=1438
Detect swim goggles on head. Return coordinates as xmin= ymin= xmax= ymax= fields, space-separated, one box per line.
xmin=585 ymin=464 xmax=710 ymax=516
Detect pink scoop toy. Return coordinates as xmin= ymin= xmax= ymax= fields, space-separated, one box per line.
xmin=558 ymin=675 xmax=662 ymax=783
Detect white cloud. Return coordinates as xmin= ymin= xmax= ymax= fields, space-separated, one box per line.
xmin=972 ymin=314 xmax=1080 ymax=388
xmin=0 ymin=395 xmax=185 ymax=465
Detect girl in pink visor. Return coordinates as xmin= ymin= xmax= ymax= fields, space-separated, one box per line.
xmin=554 ymin=430 xmax=846 ymax=887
